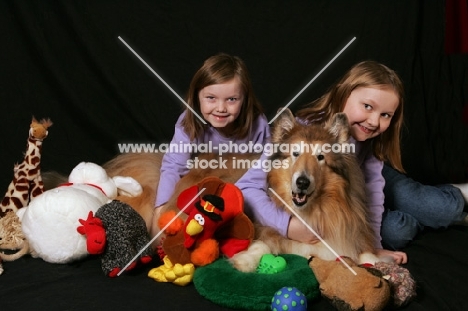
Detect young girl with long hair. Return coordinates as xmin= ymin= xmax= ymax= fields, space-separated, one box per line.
xmin=296 ymin=60 xmax=468 ymax=263
xmin=152 ymin=53 xmax=317 ymax=243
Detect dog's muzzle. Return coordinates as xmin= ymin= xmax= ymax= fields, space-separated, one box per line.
xmin=292 ymin=175 xmax=313 ymax=207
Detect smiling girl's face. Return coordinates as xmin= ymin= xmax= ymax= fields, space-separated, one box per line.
xmin=199 ymin=78 xmax=243 ymax=136
xmin=342 ymin=86 xmax=399 ymax=141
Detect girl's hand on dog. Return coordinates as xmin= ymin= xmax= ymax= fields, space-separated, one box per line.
xmin=287 ymin=217 xmax=320 ymax=244
xmin=376 ymin=248 xmax=408 ymax=264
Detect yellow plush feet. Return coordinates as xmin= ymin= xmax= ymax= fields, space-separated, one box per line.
xmin=148 ymin=256 xmax=195 ymax=286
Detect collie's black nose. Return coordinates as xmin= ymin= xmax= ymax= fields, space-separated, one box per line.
xmin=296 ymin=176 xmax=310 ymax=190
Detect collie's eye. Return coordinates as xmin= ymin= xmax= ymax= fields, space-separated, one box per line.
xmin=317 ymin=154 xmax=325 ymax=161
xmin=292 ymin=151 xmax=300 ymax=157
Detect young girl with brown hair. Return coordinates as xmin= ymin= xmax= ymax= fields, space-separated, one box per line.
xmin=152 ymin=53 xmax=317 ymax=243
xmin=296 ymin=60 xmax=468 ymax=263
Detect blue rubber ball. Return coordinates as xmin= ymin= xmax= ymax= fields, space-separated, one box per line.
xmin=271 ymin=286 xmax=307 ymax=311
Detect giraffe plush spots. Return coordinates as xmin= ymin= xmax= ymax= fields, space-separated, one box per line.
xmin=0 ymin=117 xmax=53 ymax=217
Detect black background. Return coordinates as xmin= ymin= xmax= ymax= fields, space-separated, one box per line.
xmin=1 ymin=1 xmax=468 ymax=310
xmin=1 ymin=0 xmax=467 ymax=190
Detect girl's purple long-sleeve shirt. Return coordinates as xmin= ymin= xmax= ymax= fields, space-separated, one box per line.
xmin=155 ymin=111 xmax=291 ymax=236
xmin=350 ymin=137 xmax=385 ymax=249
xmin=156 ymin=112 xmax=385 ymax=247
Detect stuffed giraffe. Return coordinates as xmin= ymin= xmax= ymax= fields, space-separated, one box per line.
xmin=0 ymin=117 xmax=53 ymax=217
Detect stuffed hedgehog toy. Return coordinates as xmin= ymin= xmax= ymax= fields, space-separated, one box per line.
xmin=16 ymin=162 xmax=142 ymax=264
xmin=77 ymin=200 xmax=153 ymax=277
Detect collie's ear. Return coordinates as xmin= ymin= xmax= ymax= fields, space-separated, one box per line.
xmin=271 ymin=108 xmax=296 ymax=143
xmin=327 ymin=113 xmax=350 ymax=144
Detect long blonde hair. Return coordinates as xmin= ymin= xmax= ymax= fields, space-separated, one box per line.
xmin=296 ymin=61 xmax=405 ymax=172
xmin=181 ymin=53 xmax=263 ymax=140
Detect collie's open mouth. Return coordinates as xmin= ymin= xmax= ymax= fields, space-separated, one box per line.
xmin=292 ymin=191 xmax=309 ymax=206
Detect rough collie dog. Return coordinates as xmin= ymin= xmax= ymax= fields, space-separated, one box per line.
xmin=103 ymin=108 xmax=378 ymax=270
xmin=229 ymin=109 xmax=379 ymax=272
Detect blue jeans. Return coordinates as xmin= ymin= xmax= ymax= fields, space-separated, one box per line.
xmin=380 ymin=165 xmax=466 ymax=250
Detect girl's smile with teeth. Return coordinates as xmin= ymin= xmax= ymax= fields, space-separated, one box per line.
xmin=358 ymin=123 xmax=375 ymax=134
xmin=343 ymin=87 xmax=399 ymax=142
xmin=199 ymin=78 xmax=243 ymax=136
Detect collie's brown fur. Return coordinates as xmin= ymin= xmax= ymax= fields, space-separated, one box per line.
xmin=230 ymin=109 xmax=377 ymax=272
xmin=103 ymin=109 xmax=378 ymax=271
xmin=271 ymin=109 xmax=375 ymax=258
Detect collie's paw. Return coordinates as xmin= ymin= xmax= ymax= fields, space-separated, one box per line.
xmin=229 ymin=240 xmax=271 ymax=273
xmin=229 ymin=252 xmax=259 ymax=272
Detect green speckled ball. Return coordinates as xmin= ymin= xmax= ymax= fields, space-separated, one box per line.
xmin=271 ymin=287 xmax=307 ymax=311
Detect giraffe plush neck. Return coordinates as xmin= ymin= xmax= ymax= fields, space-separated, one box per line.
xmin=0 ymin=117 xmax=53 ymax=217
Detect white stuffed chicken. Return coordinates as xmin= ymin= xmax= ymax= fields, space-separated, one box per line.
xmin=16 ymin=162 xmax=142 ymax=264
